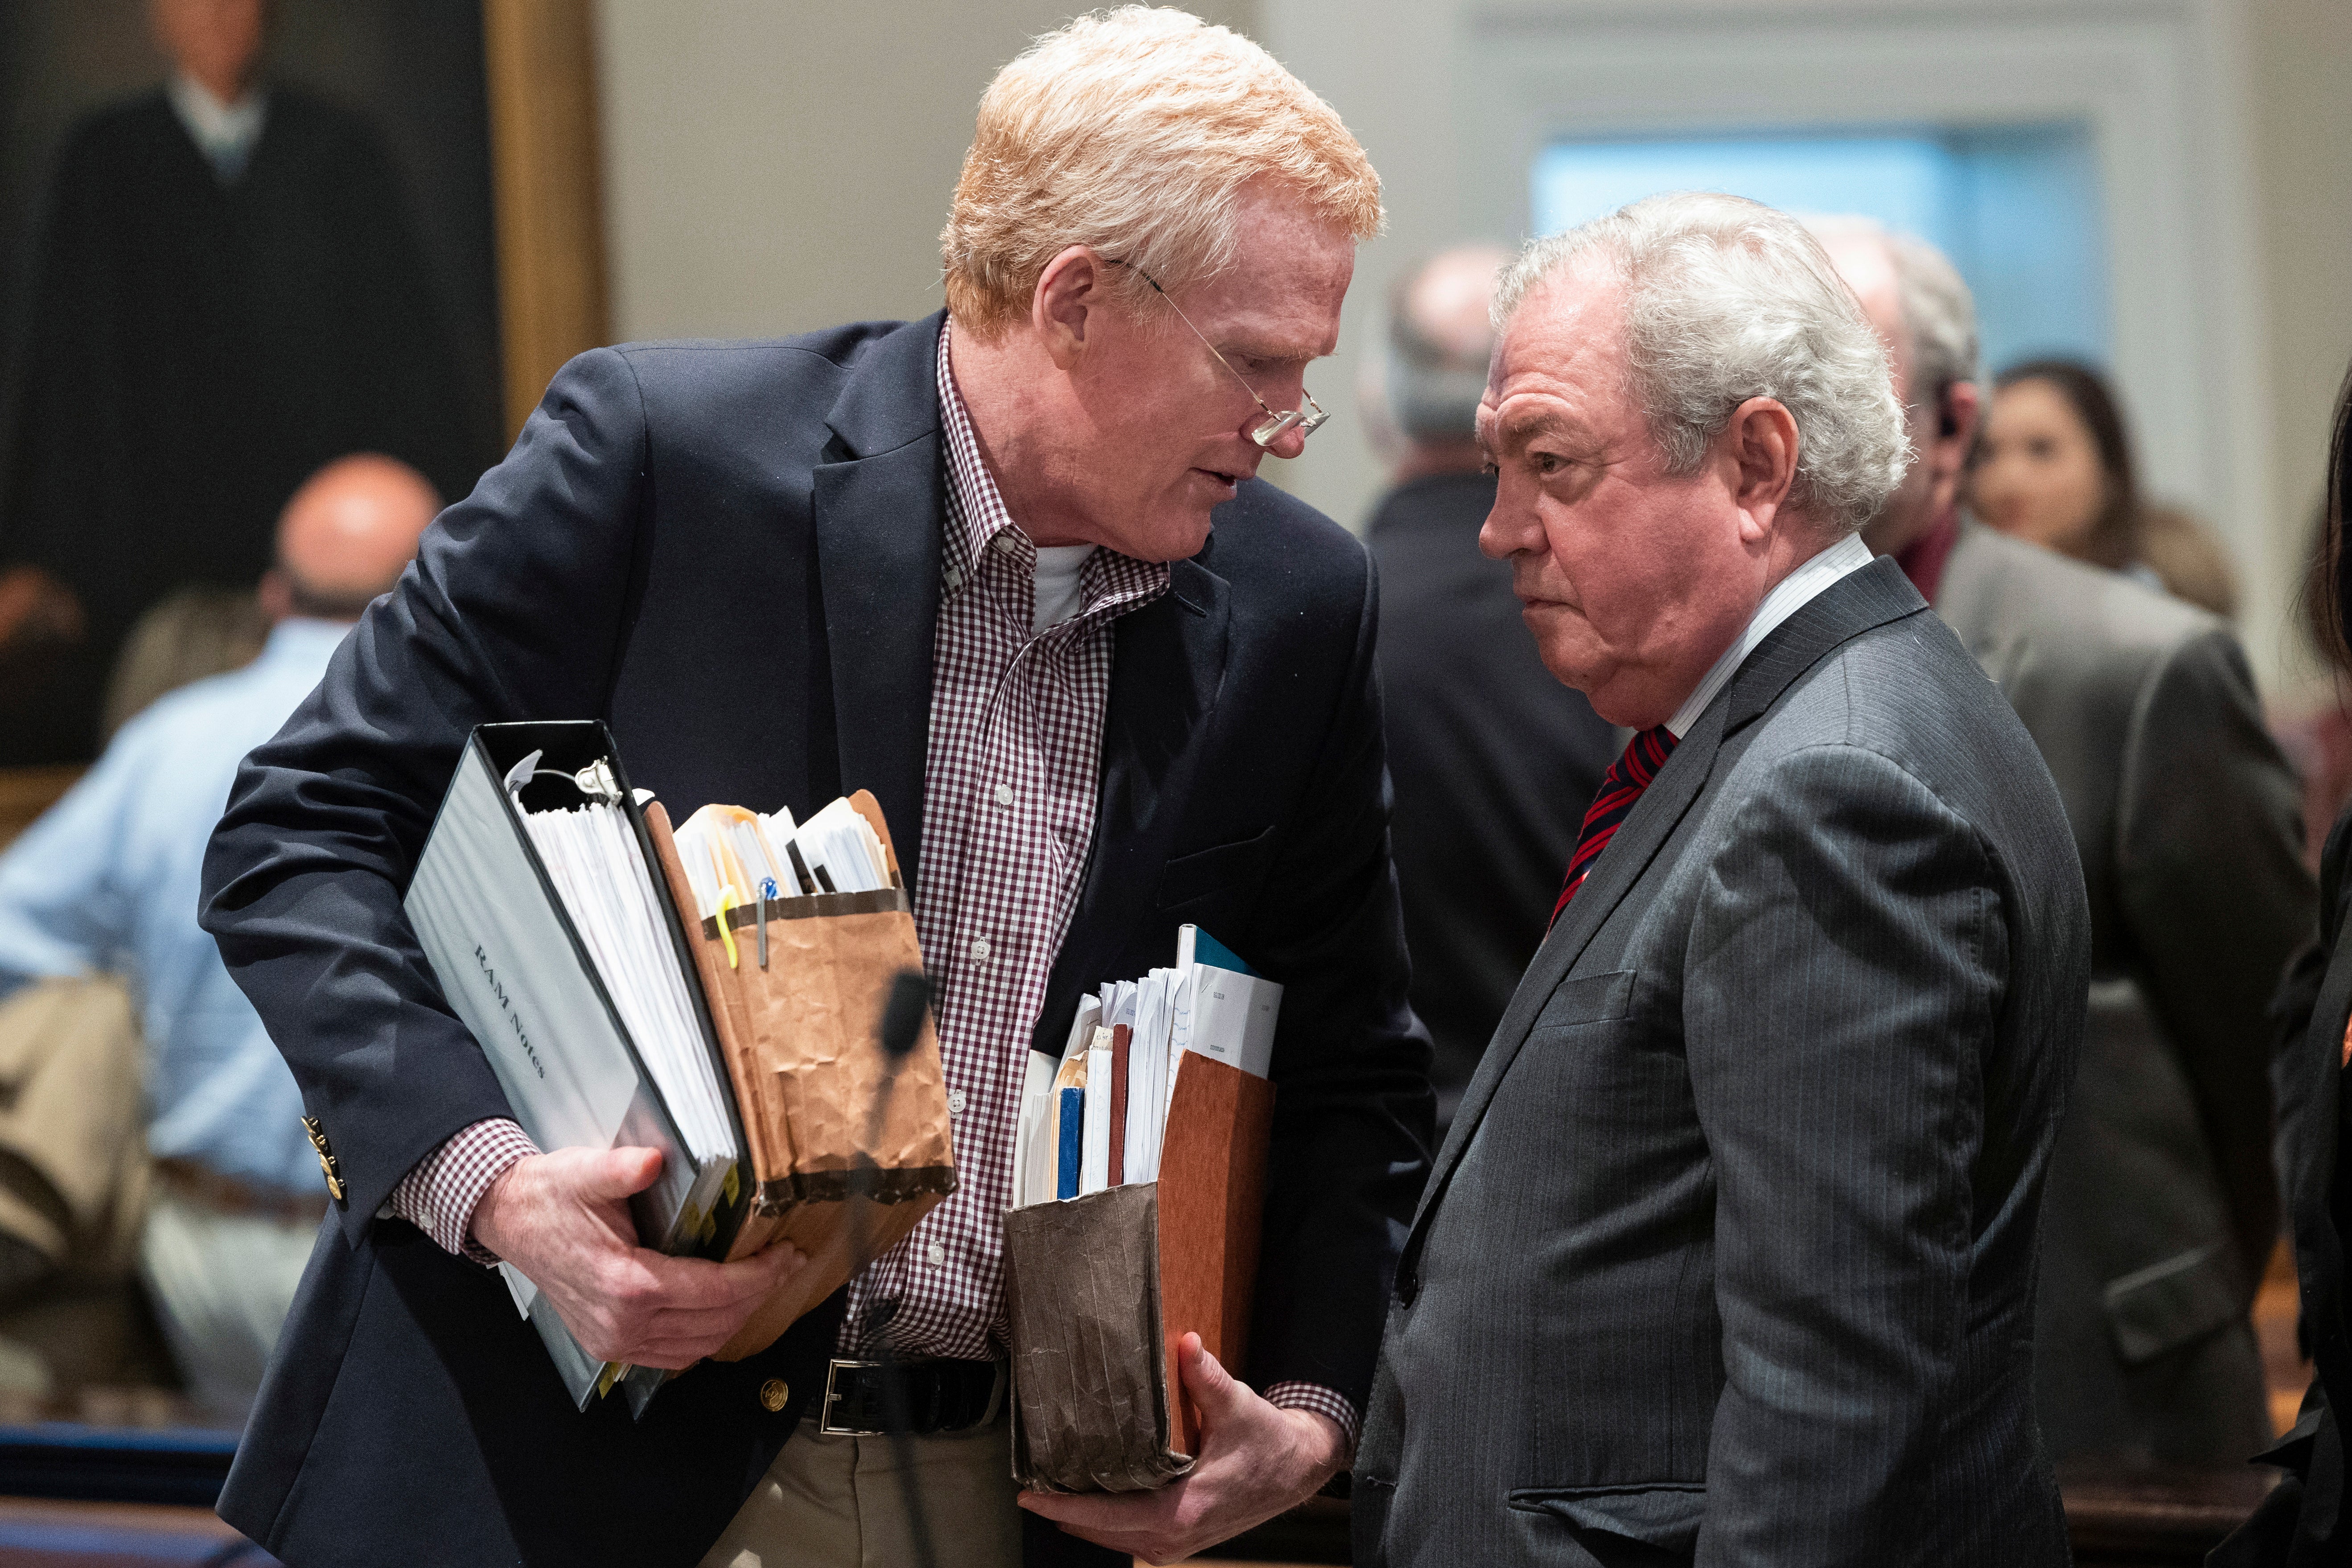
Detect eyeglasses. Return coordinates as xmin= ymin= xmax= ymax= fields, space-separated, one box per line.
xmin=1106 ymin=259 xmax=1328 ymax=449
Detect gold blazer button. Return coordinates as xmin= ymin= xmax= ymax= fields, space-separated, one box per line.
xmin=300 ymin=1115 xmax=347 ymax=1203
xmin=758 ymin=1378 xmax=790 ymax=1412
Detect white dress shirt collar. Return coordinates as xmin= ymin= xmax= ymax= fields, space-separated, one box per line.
xmin=167 ymin=74 xmax=268 ymax=183
xmin=1663 ymin=531 xmax=1874 ymax=738
xmin=261 ymin=616 xmax=358 ymax=669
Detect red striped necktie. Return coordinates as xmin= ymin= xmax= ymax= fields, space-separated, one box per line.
xmin=1550 ymin=724 xmax=1680 ymax=929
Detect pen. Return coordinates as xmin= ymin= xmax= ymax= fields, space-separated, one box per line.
xmin=757 ymin=877 xmax=775 ymax=969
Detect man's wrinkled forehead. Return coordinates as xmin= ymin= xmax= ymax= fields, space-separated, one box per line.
xmin=1477 ymin=265 xmax=1626 ymax=449
xmin=1182 ymin=182 xmax=1356 ymax=361
xmin=1478 ymin=402 xmax=1581 ymax=463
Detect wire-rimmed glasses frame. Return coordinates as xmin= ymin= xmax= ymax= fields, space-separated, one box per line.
xmin=1104 ymin=258 xmax=1328 ymax=450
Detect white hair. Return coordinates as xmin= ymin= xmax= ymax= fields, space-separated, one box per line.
xmin=1801 ymin=213 xmax=1981 ymax=403
xmin=1496 ymin=192 xmax=1911 ymax=536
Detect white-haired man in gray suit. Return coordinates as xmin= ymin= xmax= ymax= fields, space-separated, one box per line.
xmin=1353 ymin=192 xmax=2089 ymax=1566
xmin=1815 ymin=216 xmax=2311 ymax=1468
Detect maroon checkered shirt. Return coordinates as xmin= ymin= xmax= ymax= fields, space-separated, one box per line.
xmin=392 ymin=321 xmax=1357 ymax=1445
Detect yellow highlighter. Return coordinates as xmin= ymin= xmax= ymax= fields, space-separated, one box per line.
xmin=708 ymin=840 xmax=743 ymax=970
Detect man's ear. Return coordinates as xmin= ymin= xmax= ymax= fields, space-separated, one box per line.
xmin=1723 ymin=396 xmax=1800 ymax=539
xmin=1032 ymin=246 xmax=1107 ymax=371
xmin=257 ymin=567 xmax=292 ymax=623
xmin=1920 ymin=380 xmax=1982 ymax=521
xmin=1940 ymin=380 xmax=1982 ymax=453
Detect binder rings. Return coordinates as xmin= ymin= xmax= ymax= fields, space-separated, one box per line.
xmin=403 ymin=721 xmax=955 ymax=1414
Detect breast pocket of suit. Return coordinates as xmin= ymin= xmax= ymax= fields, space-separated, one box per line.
xmin=1503 ymin=967 xmax=1692 ymax=1181
xmin=1530 ymin=968 xmax=1639 ymax=1033
xmin=1480 ymin=968 xmax=1672 ymax=1190
xmin=1155 ymin=823 xmax=1276 ymax=910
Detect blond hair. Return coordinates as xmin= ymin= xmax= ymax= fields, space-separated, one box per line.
xmin=941 ymin=7 xmax=1383 ymax=337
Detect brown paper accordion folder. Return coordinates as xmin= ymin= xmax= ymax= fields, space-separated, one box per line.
xmin=642 ymin=791 xmax=956 ymax=1362
xmin=1000 ymin=1053 xmax=1275 ymax=1492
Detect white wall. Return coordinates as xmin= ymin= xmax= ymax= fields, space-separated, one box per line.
xmin=594 ymin=0 xmax=1250 ymax=340
xmin=2249 ymin=0 xmax=2352 ymax=692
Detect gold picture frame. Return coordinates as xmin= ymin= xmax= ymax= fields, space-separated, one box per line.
xmin=484 ymin=0 xmax=612 ymax=441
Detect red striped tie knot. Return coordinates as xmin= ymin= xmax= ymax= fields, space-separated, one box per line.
xmin=1550 ymin=724 xmax=1679 ymax=928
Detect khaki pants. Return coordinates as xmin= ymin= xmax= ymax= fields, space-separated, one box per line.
xmin=138 ymin=1189 xmax=316 ymax=1424
xmin=699 ymin=1407 xmax=1023 ymax=1568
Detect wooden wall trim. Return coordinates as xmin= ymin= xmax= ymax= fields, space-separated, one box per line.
xmin=482 ymin=0 xmax=610 ymax=441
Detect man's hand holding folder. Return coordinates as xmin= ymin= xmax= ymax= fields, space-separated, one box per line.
xmin=473 ymin=1146 xmax=809 ymax=1370
xmin=1017 ymin=1333 xmax=1345 ymax=1563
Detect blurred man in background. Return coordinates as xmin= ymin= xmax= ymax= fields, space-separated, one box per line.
xmin=0 ymin=454 xmax=436 ymax=1421
xmin=0 ymin=0 xmax=476 ymax=765
xmin=1363 ymin=247 xmax=1615 ymax=1128
xmin=1816 ymin=215 xmax=2312 ymax=1465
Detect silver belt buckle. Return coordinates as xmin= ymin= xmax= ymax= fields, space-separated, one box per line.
xmin=819 ymin=1357 xmax=884 ymax=1436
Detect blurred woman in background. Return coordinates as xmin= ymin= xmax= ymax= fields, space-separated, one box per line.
xmin=1972 ymin=358 xmax=2239 ymax=617
xmin=2213 ymin=363 xmax=2352 ymax=1567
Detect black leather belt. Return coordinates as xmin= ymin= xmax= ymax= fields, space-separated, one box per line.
xmin=818 ymin=1356 xmax=1005 ymax=1437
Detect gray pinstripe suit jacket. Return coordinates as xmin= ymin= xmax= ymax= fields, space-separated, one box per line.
xmin=1355 ymin=556 xmax=2089 ymax=1567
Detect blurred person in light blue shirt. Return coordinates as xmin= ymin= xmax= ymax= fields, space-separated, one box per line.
xmin=0 ymin=452 xmax=436 ymax=1419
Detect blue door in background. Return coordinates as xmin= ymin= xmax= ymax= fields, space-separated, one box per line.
xmin=1531 ymin=125 xmax=2110 ymax=383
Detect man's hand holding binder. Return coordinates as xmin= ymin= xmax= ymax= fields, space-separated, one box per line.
xmin=395 ymin=726 xmax=958 ymax=1411
xmin=473 ymin=1146 xmax=809 ymax=1370
xmin=1017 ymin=1332 xmax=1345 ymax=1563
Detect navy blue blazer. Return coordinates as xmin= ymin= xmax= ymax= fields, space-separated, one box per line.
xmin=199 ymin=313 xmax=1434 ymax=1568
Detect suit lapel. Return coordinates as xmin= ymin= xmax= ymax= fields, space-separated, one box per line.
xmin=812 ymin=315 xmax=949 ymax=888
xmin=1404 ymin=555 xmax=1930 ymax=1249
xmin=1415 ymin=698 xmax=1727 ymax=1215
xmin=1030 ymin=556 xmax=1232 ymax=1054
xmin=1720 ymin=555 xmax=1924 ymax=733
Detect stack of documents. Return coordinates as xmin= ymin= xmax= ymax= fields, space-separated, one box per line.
xmin=1010 ymin=926 xmax=1279 ymax=1210
xmin=404 ymin=721 xmax=955 ymax=1417
xmin=519 ymin=799 xmax=736 ymax=1169
xmin=671 ymin=797 xmax=891 ymax=915
xmin=1000 ymin=925 xmax=1281 ymax=1492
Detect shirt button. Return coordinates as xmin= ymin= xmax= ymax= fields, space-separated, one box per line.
xmin=993 ymin=534 xmax=1019 ymax=556
xmin=759 ymin=1378 xmax=790 ymax=1412
xmin=928 ymin=1242 xmax=947 ymax=1266
xmin=948 ymin=1089 xmax=966 ymax=1114
xmin=970 ymin=937 xmax=991 ymax=961
xmin=993 ymin=783 xmax=1015 ymax=806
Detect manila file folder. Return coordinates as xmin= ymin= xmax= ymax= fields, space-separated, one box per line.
xmin=404 ymin=720 xmax=954 ymax=1415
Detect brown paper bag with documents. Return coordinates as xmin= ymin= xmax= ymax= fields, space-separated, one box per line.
xmin=642 ymin=791 xmax=956 ymax=1362
xmin=1000 ymin=972 xmax=1276 ymax=1492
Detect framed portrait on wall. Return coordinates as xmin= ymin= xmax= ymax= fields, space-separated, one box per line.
xmin=0 ymin=0 xmax=604 ymax=771
xmin=0 ymin=0 xmax=604 ymax=1476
